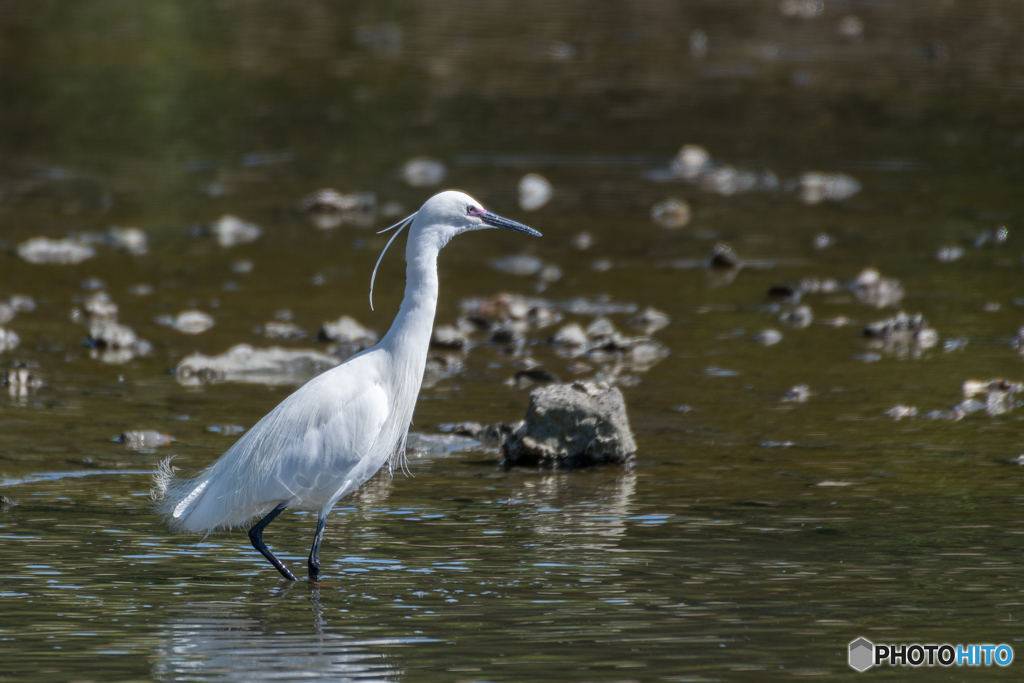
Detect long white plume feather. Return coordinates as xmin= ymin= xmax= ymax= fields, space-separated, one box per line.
xmin=370 ymin=212 xmax=417 ymax=311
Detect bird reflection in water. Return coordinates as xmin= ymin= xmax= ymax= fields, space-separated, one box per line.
xmin=151 ymin=584 xmax=429 ymax=682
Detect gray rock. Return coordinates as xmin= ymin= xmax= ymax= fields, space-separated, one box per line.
xmin=159 ymin=310 xmax=214 ymax=335
xmin=503 ymin=382 xmax=637 ymax=469
xmin=431 ymin=325 xmax=468 ymax=349
xmin=441 ymin=421 xmax=515 ymax=449
xmin=3 ymin=366 xmax=44 ymax=397
xmin=211 ymin=215 xmax=261 ymax=247
xmin=300 ymin=189 xmax=376 ymax=229
xmin=754 ymin=329 xmax=783 ymax=346
xmin=318 ymin=315 xmax=378 ymax=358
xmin=262 ymin=321 xmax=306 ymax=340
xmin=779 ymin=305 xmax=813 ymax=328
xmin=629 ymin=307 xmax=670 ymax=334
xmin=206 ymin=424 xmax=246 ymax=435
xmin=17 ymin=237 xmax=95 ymax=265
xmin=708 ymin=243 xmax=740 ymax=268
xmin=118 ymin=430 xmax=173 ymax=450
xmin=491 ymin=254 xmax=543 ymax=276
xmin=107 ymin=227 xmax=148 ymax=255
xmin=650 ymin=198 xmax=691 ymax=229
xmin=852 ymin=268 xmax=903 ymax=308
xmin=84 ymin=292 xmax=118 ymax=319
xmin=400 ymin=157 xmax=446 ymax=187
xmin=176 ymin=344 xmax=340 ymax=386
xmin=318 ymin=315 xmax=377 ymax=345
xmin=551 ymin=323 xmax=588 ymax=348
xmin=518 ymin=173 xmax=553 ymax=211
xmin=8 ymin=295 xmax=35 ymax=313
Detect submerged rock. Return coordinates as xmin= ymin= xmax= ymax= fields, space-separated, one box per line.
xmin=84 ymin=292 xmax=118 ymax=319
xmin=960 ymin=379 xmax=1024 ymax=417
xmin=754 ymin=329 xmax=783 ymax=346
xmin=508 ymin=366 xmax=560 ymax=390
xmin=3 ymin=366 xmax=43 ymax=397
xmin=422 ymin=351 xmax=464 ymax=388
xmin=852 ymin=268 xmax=903 ymax=308
xmin=518 ymin=173 xmax=553 ymax=211
xmin=158 ymin=310 xmax=215 ymax=335
xmin=783 ymin=385 xmax=811 ymax=402
xmin=87 ymin=319 xmax=152 ymax=363
xmin=571 ymin=231 xmax=595 ymax=250
xmin=300 ymin=189 xmax=376 ymax=229
xmin=318 ymin=315 xmax=377 ymax=345
xmin=551 ymin=323 xmax=588 ymax=348
xmin=262 ymin=321 xmax=306 ymax=340
xmin=936 ymin=246 xmax=964 ymax=263
xmin=8 ymin=295 xmax=35 ymax=313
xmin=176 ymin=344 xmax=340 ymax=386
xmin=650 ymin=198 xmax=691 ymax=229
xmin=779 ymin=305 xmax=813 ymax=328
xmin=107 ymin=227 xmax=148 ymax=255
xmin=400 ymin=157 xmax=446 ymax=187
xmin=206 ymin=424 xmax=246 ymax=435
xmin=211 ymin=215 xmax=261 ymax=247
xmin=441 ymin=421 xmax=515 ymax=449
xmin=628 ymin=307 xmax=670 ymax=334
xmin=75 ymin=291 xmax=150 ymax=363
xmin=317 ymin=315 xmax=378 ymax=358
xmin=18 ymin=237 xmax=95 ymax=265
xmin=503 ymin=382 xmax=637 ymax=469
xmin=671 ymin=144 xmax=711 ymax=180
xmin=117 ymin=430 xmax=173 ymax=450
xmin=491 ymin=254 xmax=543 ymax=276
xmin=431 ymin=325 xmax=468 ymax=350
xmin=863 ymin=311 xmax=937 ymax=355
xmin=885 ymin=405 xmax=918 ymax=420
xmin=708 ymin=243 xmax=740 ymax=268
xmin=797 ymin=172 xmax=860 ymax=204
xmin=460 ymin=293 xmax=562 ymax=329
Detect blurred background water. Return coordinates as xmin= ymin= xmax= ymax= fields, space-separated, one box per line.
xmin=2 ymin=1 xmax=1024 ymax=680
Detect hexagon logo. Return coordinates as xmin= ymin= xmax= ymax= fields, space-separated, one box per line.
xmin=849 ymin=637 xmax=874 ymax=672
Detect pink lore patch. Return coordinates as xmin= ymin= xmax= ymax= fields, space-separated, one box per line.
xmin=468 ymin=206 xmax=487 ymax=217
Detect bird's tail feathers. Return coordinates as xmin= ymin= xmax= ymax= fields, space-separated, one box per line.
xmin=151 ymin=456 xmax=177 ymax=502
xmin=151 ymin=457 xmax=218 ymax=534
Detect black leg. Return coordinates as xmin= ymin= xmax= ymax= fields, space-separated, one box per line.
xmin=248 ymin=502 xmax=298 ymax=581
xmin=307 ymin=515 xmax=328 ymax=582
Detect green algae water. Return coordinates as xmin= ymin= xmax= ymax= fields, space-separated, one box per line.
xmin=2 ymin=2 xmax=1024 ymax=680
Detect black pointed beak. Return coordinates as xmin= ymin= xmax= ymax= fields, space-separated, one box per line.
xmin=482 ymin=211 xmax=542 ymax=237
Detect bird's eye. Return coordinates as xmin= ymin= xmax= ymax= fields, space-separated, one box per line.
xmin=468 ymin=206 xmax=486 ymax=217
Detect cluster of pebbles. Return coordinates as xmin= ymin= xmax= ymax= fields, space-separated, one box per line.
xmin=887 ymin=379 xmax=1024 ymax=423
xmin=647 ymin=143 xmax=860 ymax=230
xmin=427 ymin=293 xmax=671 ymax=390
xmin=72 ymin=291 xmax=152 ymax=364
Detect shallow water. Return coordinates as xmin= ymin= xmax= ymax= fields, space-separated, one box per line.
xmin=3 ymin=2 xmax=1024 ymax=680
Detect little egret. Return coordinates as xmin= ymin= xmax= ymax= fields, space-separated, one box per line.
xmin=153 ymin=190 xmax=540 ymax=581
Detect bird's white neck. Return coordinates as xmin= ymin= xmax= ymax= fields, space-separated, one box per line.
xmin=380 ymin=230 xmax=440 ymax=395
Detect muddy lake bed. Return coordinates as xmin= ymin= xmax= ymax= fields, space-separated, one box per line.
xmin=3 ymin=2 xmax=1024 ymax=681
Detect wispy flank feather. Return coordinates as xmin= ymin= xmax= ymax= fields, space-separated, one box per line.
xmin=370 ymin=212 xmax=417 ymax=311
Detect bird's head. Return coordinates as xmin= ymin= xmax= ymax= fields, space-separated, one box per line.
xmin=369 ymin=190 xmax=541 ymax=309
xmin=413 ymin=190 xmax=542 ymax=248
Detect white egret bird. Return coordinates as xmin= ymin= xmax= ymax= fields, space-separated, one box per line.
xmin=153 ymin=190 xmax=540 ymax=581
